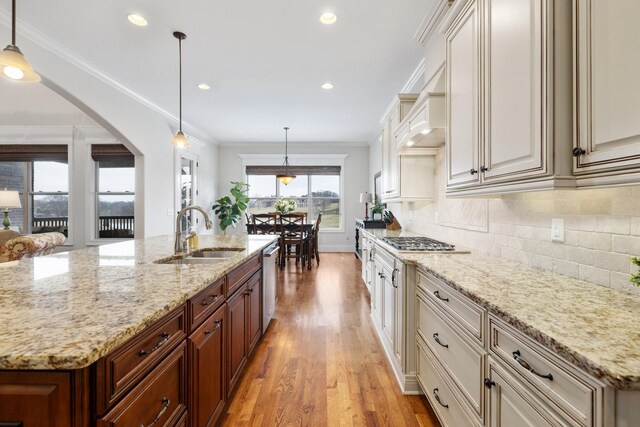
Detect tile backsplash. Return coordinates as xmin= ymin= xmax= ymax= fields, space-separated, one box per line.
xmin=390 ymin=149 xmax=640 ymax=295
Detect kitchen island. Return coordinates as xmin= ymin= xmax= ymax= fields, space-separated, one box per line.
xmin=0 ymin=234 xmax=278 ymax=426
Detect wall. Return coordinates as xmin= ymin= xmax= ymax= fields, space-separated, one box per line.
xmin=217 ymin=144 xmax=369 ymax=251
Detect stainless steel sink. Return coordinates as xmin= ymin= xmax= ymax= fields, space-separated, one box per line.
xmin=154 ymin=247 xmax=245 ymax=265
xmin=191 ymin=249 xmax=244 ymax=258
xmin=156 ymin=257 xmax=229 ymax=265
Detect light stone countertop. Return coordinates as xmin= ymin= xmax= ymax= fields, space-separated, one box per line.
xmin=362 ymin=229 xmax=640 ymax=390
xmin=0 ymin=234 xmax=277 ymax=370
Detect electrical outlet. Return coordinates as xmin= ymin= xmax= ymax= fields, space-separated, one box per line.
xmin=551 ymin=218 xmax=565 ymax=243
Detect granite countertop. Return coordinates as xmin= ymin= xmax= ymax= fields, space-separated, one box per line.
xmin=0 ymin=234 xmax=277 ymax=370
xmin=362 ymin=229 xmax=640 ymax=391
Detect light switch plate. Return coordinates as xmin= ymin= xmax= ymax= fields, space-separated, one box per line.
xmin=551 ymin=218 xmax=565 ymax=243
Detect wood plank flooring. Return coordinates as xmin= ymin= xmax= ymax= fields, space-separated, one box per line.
xmin=220 ymin=253 xmax=442 ymax=426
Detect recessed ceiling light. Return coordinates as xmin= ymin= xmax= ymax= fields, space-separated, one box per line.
xmin=321 ymin=82 xmax=334 ymax=90
xmin=198 ymin=83 xmax=210 ymax=90
xmin=320 ymin=12 xmax=337 ymax=25
xmin=127 ymin=14 xmax=148 ymax=27
xmin=406 ymin=140 xmax=415 ymax=147
xmin=420 ymin=129 xmax=433 ymax=135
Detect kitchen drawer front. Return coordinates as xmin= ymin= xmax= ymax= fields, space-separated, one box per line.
xmin=417 ymin=339 xmax=482 ymax=427
xmin=95 ymin=305 xmax=187 ymax=415
xmin=489 ymin=316 xmax=601 ymax=427
xmin=98 ymin=341 xmax=188 ymax=427
xmin=417 ymin=292 xmax=485 ymax=420
xmin=373 ymin=243 xmax=395 ymax=273
xmin=228 ymin=254 xmax=261 ymax=296
xmin=189 ymin=277 xmax=225 ymax=330
xmin=417 ymin=269 xmax=485 ymax=344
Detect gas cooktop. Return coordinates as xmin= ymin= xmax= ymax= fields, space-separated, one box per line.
xmin=380 ymin=236 xmax=458 ymax=252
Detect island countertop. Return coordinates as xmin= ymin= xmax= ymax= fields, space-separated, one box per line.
xmin=0 ymin=234 xmax=277 ymax=371
xmin=362 ymin=229 xmax=640 ymax=391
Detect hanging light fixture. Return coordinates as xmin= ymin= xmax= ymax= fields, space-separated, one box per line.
xmin=0 ymin=0 xmax=40 ymax=82
xmin=277 ymin=127 xmax=296 ymax=185
xmin=171 ymin=31 xmax=189 ymax=148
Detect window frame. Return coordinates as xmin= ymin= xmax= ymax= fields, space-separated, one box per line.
xmin=242 ymin=154 xmax=347 ymax=233
xmin=94 ymin=161 xmax=135 ymax=240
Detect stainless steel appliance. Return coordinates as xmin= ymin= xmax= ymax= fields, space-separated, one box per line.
xmin=262 ymin=242 xmax=279 ymax=333
xmin=380 ymin=236 xmax=467 ymax=253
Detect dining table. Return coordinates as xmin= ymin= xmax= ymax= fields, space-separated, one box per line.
xmin=245 ymin=221 xmax=315 ymax=235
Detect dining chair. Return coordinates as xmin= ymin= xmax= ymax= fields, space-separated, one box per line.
xmin=279 ymin=213 xmax=306 ymax=269
xmin=305 ymin=213 xmax=322 ymax=269
xmin=251 ymin=213 xmax=278 ymax=235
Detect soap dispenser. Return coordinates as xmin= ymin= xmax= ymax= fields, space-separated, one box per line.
xmin=188 ymin=227 xmax=198 ymax=249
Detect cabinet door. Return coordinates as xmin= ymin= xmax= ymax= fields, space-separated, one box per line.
xmin=488 ymin=360 xmax=570 ymax=427
xmin=382 ymin=119 xmax=400 ymax=199
xmin=392 ymin=265 xmax=403 ymax=365
xmin=247 ymin=272 xmax=262 ymax=354
xmin=381 ymin=265 xmax=396 ymax=354
xmin=227 ymin=287 xmax=247 ymax=395
xmin=371 ymin=260 xmax=382 ymax=325
xmin=574 ymin=0 xmax=640 ymax=174
xmin=482 ymin=0 xmax=547 ymax=182
xmin=446 ymin=0 xmax=481 ymax=187
xmin=189 ymin=305 xmax=226 ymax=427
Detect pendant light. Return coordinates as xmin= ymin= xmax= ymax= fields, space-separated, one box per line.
xmin=171 ymin=31 xmax=189 ymax=148
xmin=277 ymin=127 xmax=296 ymax=185
xmin=0 ymin=0 xmax=40 ymax=82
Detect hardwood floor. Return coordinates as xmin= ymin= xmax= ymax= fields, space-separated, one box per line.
xmin=220 ymin=253 xmax=442 ymax=426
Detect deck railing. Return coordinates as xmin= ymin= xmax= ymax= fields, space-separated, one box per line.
xmin=32 ymin=216 xmax=135 ymax=238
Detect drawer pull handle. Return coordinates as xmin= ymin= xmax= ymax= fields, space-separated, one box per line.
xmin=138 ymin=332 xmax=170 ymax=357
xmin=201 ymin=294 xmax=220 ymax=306
xmin=432 ymin=333 xmax=449 ymax=349
xmin=204 ymin=320 xmax=223 ymax=335
xmin=140 ymin=397 xmax=170 ymax=427
xmin=432 ymin=388 xmax=449 ymax=409
xmin=512 ymin=350 xmax=554 ymax=381
xmin=484 ymin=378 xmax=496 ymax=389
xmin=433 ymin=290 xmax=449 ymax=302
xmin=391 ymin=268 xmax=399 ymax=288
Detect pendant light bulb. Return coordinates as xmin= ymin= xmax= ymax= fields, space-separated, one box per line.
xmin=277 ymin=126 xmax=296 ymax=185
xmin=171 ymin=31 xmax=189 ymax=148
xmin=0 ymin=1 xmax=41 ymax=83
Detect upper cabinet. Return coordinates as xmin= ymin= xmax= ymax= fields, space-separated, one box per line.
xmin=445 ymin=0 xmax=574 ymax=196
xmin=573 ymin=0 xmax=640 ymax=185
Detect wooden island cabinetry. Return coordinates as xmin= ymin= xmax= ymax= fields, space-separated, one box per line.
xmin=0 ymin=252 xmax=266 ymax=427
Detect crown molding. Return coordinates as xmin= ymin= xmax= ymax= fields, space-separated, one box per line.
xmin=0 ymin=125 xmax=73 ymax=144
xmin=0 ymin=10 xmax=214 ymax=146
xmin=401 ymin=58 xmax=426 ymax=93
xmin=414 ymin=0 xmax=454 ymax=44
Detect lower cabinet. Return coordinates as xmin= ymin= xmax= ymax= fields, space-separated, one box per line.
xmin=227 ymin=270 xmax=263 ymax=396
xmin=188 ymin=304 xmax=226 ymax=427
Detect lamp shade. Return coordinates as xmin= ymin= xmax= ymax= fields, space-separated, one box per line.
xmin=359 ymin=192 xmax=373 ymax=203
xmin=0 ymin=189 xmax=21 ymax=208
xmin=277 ymin=175 xmax=296 ymax=185
xmin=0 ymin=45 xmax=41 ymax=83
xmin=171 ymin=131 xmax=190 ymax=148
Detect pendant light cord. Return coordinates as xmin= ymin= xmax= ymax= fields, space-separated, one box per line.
xmin=11 ymin=0 xmax=16 ymax=45
xmin=284 ymin=127 xmax=290 ymax=167
xmin=178 ymin=36 xmax=182 ymax=133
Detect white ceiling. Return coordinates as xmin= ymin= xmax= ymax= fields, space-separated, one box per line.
xmin=0 ymin=0 xmax=432 ymax=144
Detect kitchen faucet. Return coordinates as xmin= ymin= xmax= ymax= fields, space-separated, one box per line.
xmin=175 ymin=205 xmax=214 ymax=254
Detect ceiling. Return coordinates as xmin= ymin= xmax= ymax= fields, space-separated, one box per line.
xmin=0 ymin=0 xmax=432 ymax=144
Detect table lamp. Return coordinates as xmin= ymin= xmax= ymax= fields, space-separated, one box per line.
xmin=0 ymin=188 xmax=21 ymax=230
xmin=359 ymin=192 xmax=373 ymax=220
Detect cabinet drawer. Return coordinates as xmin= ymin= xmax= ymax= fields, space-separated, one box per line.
xmin=373 ymin=243 xmax=395 ymax=272
xmin=228 ymin=254 xmax=261 ymax=296
xmin=189 ymin=277 xmax=225 ymax=330
xmin=95 ymin=305 xmax=187 ymax=415
xmin=417 ymin=292 xmax=485 ymax=420
xmin=417 ymin=269 xmax=485 ymax=344
xmin=489 ymin=316 xmax=601 ymax=427
xmin=98 ymin=341 xmax=187 ymax=427
xmin=417 ymin=340 xmax=482 ymax=427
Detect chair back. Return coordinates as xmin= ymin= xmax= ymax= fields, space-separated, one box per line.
xmin=279 ymin=213 xmax=305 ymax=241
xmin=312 ymin=213 xmax=322 ymax=239
xmin=251 ymin=213 xmax=277 ymax=234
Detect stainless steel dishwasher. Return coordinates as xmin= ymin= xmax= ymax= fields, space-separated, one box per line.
xmin=262 ymin=242 xmax=279 ymax=333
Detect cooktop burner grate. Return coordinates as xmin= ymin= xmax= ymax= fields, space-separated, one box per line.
xmin=380 ymin=236 xmax=456 ymax=252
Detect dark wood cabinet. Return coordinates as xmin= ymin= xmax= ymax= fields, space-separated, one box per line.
xmin=188 ymin=304 xmax=226 ymax=427
xmin=247 ymin=271 xmax=262 ymax=354
xmin=226 ymin=284 xmax=248 ymax=395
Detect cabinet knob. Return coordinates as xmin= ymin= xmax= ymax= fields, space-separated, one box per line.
xmin=469 ymin=169 xmax=478 ymax=175
xmin=480 ymin=166 xmax=489 ymax=173
xmin=572 ymin=147 xmax=586 ymax=157
xmin=484 ymin=378 xmax=496 ymax=389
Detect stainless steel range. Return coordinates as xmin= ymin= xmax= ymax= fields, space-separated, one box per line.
xmin=380 ymin=236 xmax=461 ymax=252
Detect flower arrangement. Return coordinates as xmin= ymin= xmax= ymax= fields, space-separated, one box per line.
xmin=273 ymin=197 xmax=297 ymax=214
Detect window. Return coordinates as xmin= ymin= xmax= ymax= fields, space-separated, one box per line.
xmin=92 ymin=144 xmax=135 ymax=239
xmin=246 ymin=166 xmax=342 ymax=230
xmin=31 ymin=161 xmax=69 ymax=234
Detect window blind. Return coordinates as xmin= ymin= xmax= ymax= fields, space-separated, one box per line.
xmin=91 ymin=144 xmax=134 ymax=168
xmin=246 ymin=165 xmax=341 ymax=176
xmin=0 ymin=145 xmax=68 ymax=163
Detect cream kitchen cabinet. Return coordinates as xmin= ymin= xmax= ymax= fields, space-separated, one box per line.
xmin=382 ymin=94 xmax=417 ymax=199
xmin=445 ymin=0 xmax=574 ymax=196
xmin=573 ymin=0 xmax=640 ymax=186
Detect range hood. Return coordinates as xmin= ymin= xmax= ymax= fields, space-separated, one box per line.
xmin=395 ymin=91 xmax=445 ymax=151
